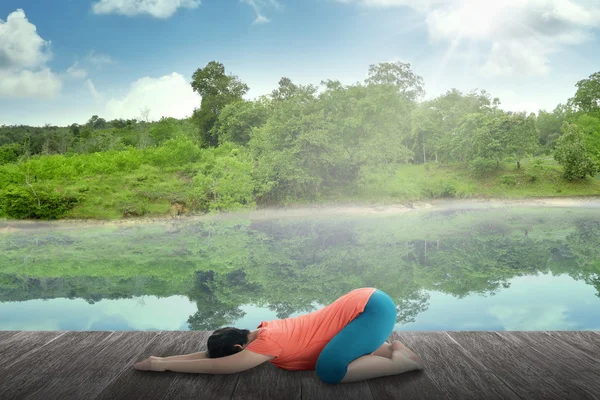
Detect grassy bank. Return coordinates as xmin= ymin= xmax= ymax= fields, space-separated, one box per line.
xmin=352 ymin=158 xmax=600 ymax=204
xmin=1 ymin=147 xmax=599 ymax=221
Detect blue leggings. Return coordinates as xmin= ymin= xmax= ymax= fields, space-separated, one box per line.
xmin=315 ymin=289 xmax=397 ymax=384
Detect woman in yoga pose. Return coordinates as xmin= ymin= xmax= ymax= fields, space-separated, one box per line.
xmin=134 ymin=287 xmax=423 ymax=384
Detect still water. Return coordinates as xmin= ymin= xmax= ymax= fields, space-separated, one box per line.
xmin=1 ymin=203 xmax=600 ymax=331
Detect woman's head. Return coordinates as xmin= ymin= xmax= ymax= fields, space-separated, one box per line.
xmin=206 ymin=327 xmax=251 ymax=358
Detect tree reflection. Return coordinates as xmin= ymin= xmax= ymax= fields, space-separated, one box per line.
xmin=1 ymin=211 xmax=599 ymax=329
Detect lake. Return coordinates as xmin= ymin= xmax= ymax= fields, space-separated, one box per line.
xmin=1 ymin=200 xmax=600 ymax=332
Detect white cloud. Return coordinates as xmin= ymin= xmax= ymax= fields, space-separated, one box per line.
xmin=489 ymin=305 xmax=577 ymax=330
xmin=85 ymin=79 xmax=101 ymax=101
xmin=91 ymin=0 xmax=201 ymax=18
xmin=104 ymin=72 xmax=199 ymax=120
xmin=0 ymin=68 xmax=61 ymax=98
xmin=67 ymin=62 xmax=88 ymax=79
xmin=65 ymin=51 xmax=113 ymax=82
xmin=241 ymin=0 xmax=280 ymax=23
xmin=337 ymin=0 xmax=600 ymax=77
xmin=86 ymin=50 xmax=113 ymax=66
xmin=0 ymin=9 xmax=61 ymax=98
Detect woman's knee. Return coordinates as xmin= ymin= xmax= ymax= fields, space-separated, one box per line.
xmin=315 ymin=357 xmax=346 ymax=384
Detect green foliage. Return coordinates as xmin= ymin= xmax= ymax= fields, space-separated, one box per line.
xmin=250 ymin=76 xmax=416 ymax=203
xmin=0 ymin=185 xmax=79 ymax=219
xmin=500 ymin=174 xmax=518 ymax=186
xmin=2 ymin=209 xmax=600 ymax=329
xmin=569 ymin=71 xmax=600 ymax=117
xmin=149 ymin=117 xmax=181 ymax=145
xmin=524 ymin=158 xmax=545 ymax=182
xmin=421 ymin=179 xmax=457 ymax=198
xmin=572 ymin=114 xmax=600 ymax=163
xmin=214 ymin=99 xmax=268 ymax=145
xmin=1 ymin=63 xmax=600 ymax=220
xmin=365 ymin=61 xmax=425 ymax=102
xmin=191 ymin=61 xmax=250 ymax=147
xmin=188 ymin=147 xmax=255 ymax=212
xmin=0 ymin=143 xmax=22 ymax=165
xmin=554 ymin=123 xmax=598 ymax=180
xmin=0 ymin=163 xmax=22 ymax=189
xmin=410 ymin=89 xmax=497 ymax=163
xmin=504 ymin=112 xmax=539 ymax=169
xmin=143 ymin=136 xmax=202 ymax=168
xmin=468 ymin=157 xmax=498 ymax=177
xmin=537 ymin=105 xmax=567 ymax=150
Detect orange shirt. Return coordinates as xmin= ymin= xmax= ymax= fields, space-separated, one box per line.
xmin=245 ymin=287 xmax=377 ymax=370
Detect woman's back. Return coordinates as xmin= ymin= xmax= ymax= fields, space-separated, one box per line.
xmin=246 ymin=287 xmax=377 ymax=370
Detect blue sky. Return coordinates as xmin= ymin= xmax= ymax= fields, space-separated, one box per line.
xmin=1 ymin=0 xmax=600 ymax=126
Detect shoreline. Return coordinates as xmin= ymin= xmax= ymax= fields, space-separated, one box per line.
xmin=1 ymin=196 xmax=600 ymax=232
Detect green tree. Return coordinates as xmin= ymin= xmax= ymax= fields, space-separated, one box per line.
xmin=365 ymin=61 xmax=425 ymax=102
xmin=86 ymin=115 xmax=107 ymax=130
xmin=537 ymin=105 xmax=567 ymax=150
xmin=213 ymin=98 xmax=269 ymax=145
xmin=149 ymin=117 xmax=180 ymax=145
xmin=453 ymin=112 xmax=505 ymax=165
xmin=554 ymin=123 xmax=598 ymax=180
xmin=569 ymin=71 xmax=600 ymax=117
xmin=410 ymin=89 xmax=497 ymax=164
xmin=0 ymin=143 xmax=22 ymax=165
xmin=271 ymin=77 xmax=300 ymax=102
xmin=504 ymin=112 xmax=539 ymax=169
xmin=571 ymin=114 xmax=600 ymax=163
xmin=191 ymin=61 xmax=249 ymax=147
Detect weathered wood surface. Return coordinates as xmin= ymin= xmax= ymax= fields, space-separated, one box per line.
xmin=0 ymin=331 xmax=598 ymax=400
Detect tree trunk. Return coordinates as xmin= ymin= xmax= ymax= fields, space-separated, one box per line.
xmin=517 ymin=160 xmax=521 ymax=169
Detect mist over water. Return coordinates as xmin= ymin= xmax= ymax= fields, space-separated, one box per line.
xmin=1 ymin=201 xmax=600 ymax=331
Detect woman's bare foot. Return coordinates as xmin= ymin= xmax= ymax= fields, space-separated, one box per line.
xmin=391 ymin=341 xmax=423 ymax=371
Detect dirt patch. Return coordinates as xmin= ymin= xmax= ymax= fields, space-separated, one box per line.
xmin=169 ymin=201 xmax=188 ymax=216
xmin=1 ymin=197 xmax=599 ymax=232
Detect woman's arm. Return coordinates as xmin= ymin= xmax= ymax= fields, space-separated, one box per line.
xmin=137 ymin=350 xmax=274 ymax=374
xmin=160 ymin=351 xmax=208 ymax=361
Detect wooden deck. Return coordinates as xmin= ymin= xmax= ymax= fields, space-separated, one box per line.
xmin=0 ymin=331 xmax=599 ymax=400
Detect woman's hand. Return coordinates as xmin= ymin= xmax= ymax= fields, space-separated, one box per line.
xmin=134 ymin=356 xmax=166 ymax=372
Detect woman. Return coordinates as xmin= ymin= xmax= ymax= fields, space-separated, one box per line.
xmin=134 ymin=287 xmax=423 ymax=384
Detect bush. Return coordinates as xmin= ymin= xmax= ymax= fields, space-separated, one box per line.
xmin=0 ymin=185 xmax=80 ymax=219
xmin=187 ymin=149 xmax=255 ymax=212
xmin=0 ymin=163 xmax=22 ymax=189
xmin=554 ymin=123 xmax=598 ymax=180
xmin=500 ymin=174 xmax=518 ymax=186
xmin=469 ymin=157 xmax=498 ymax=178
xmin=144 ymin=136 xmax=202 ymax=168
xmin=525 ymin=158 xmax=545 ymax=182
xmin=0 ymin=143 xmax=22 ymax=165
xmin=422 ymin=180 xmax=457 ymax=198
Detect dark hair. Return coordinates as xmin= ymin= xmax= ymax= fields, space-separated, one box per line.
xmin=207 ymin=327 xmax=250 ymax=358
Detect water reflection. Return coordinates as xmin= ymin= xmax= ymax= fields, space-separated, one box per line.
xmin=1 ymin=207 xmax=599 ymax=331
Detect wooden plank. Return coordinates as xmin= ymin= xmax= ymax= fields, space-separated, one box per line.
xmin=0 ymin=331 xmax=66 ymax=366
xmin=96 ymin=331 xmax=221 ymax=400
xmin=231 ymin=362 xmax=302 ymax=400
xmin=499 ymin=332 xmax=600 ymax=395
xmin=300 ymin=369 xmax=373 ymax=400
xmin=545 ymin=331 xmax=600 ymax=362
xmin=160 ymin=331 xmax=241 ymax=400
xmin=448 ymin=331 xmax=597 ymax=400
xmin=364 ymin=332 xmax=448 ymax=400
xmin=0 ymin=331 xmax=113 ymax=399
xmin=1 ymin=330 xmax=597 ymax=400
xmin=0 ymin=331 xmax=19 ymax=342
xmin=397 ymin=332 xmax=520 ymax=400
xmin=26 ymin=331 xmax=160 ymax=400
